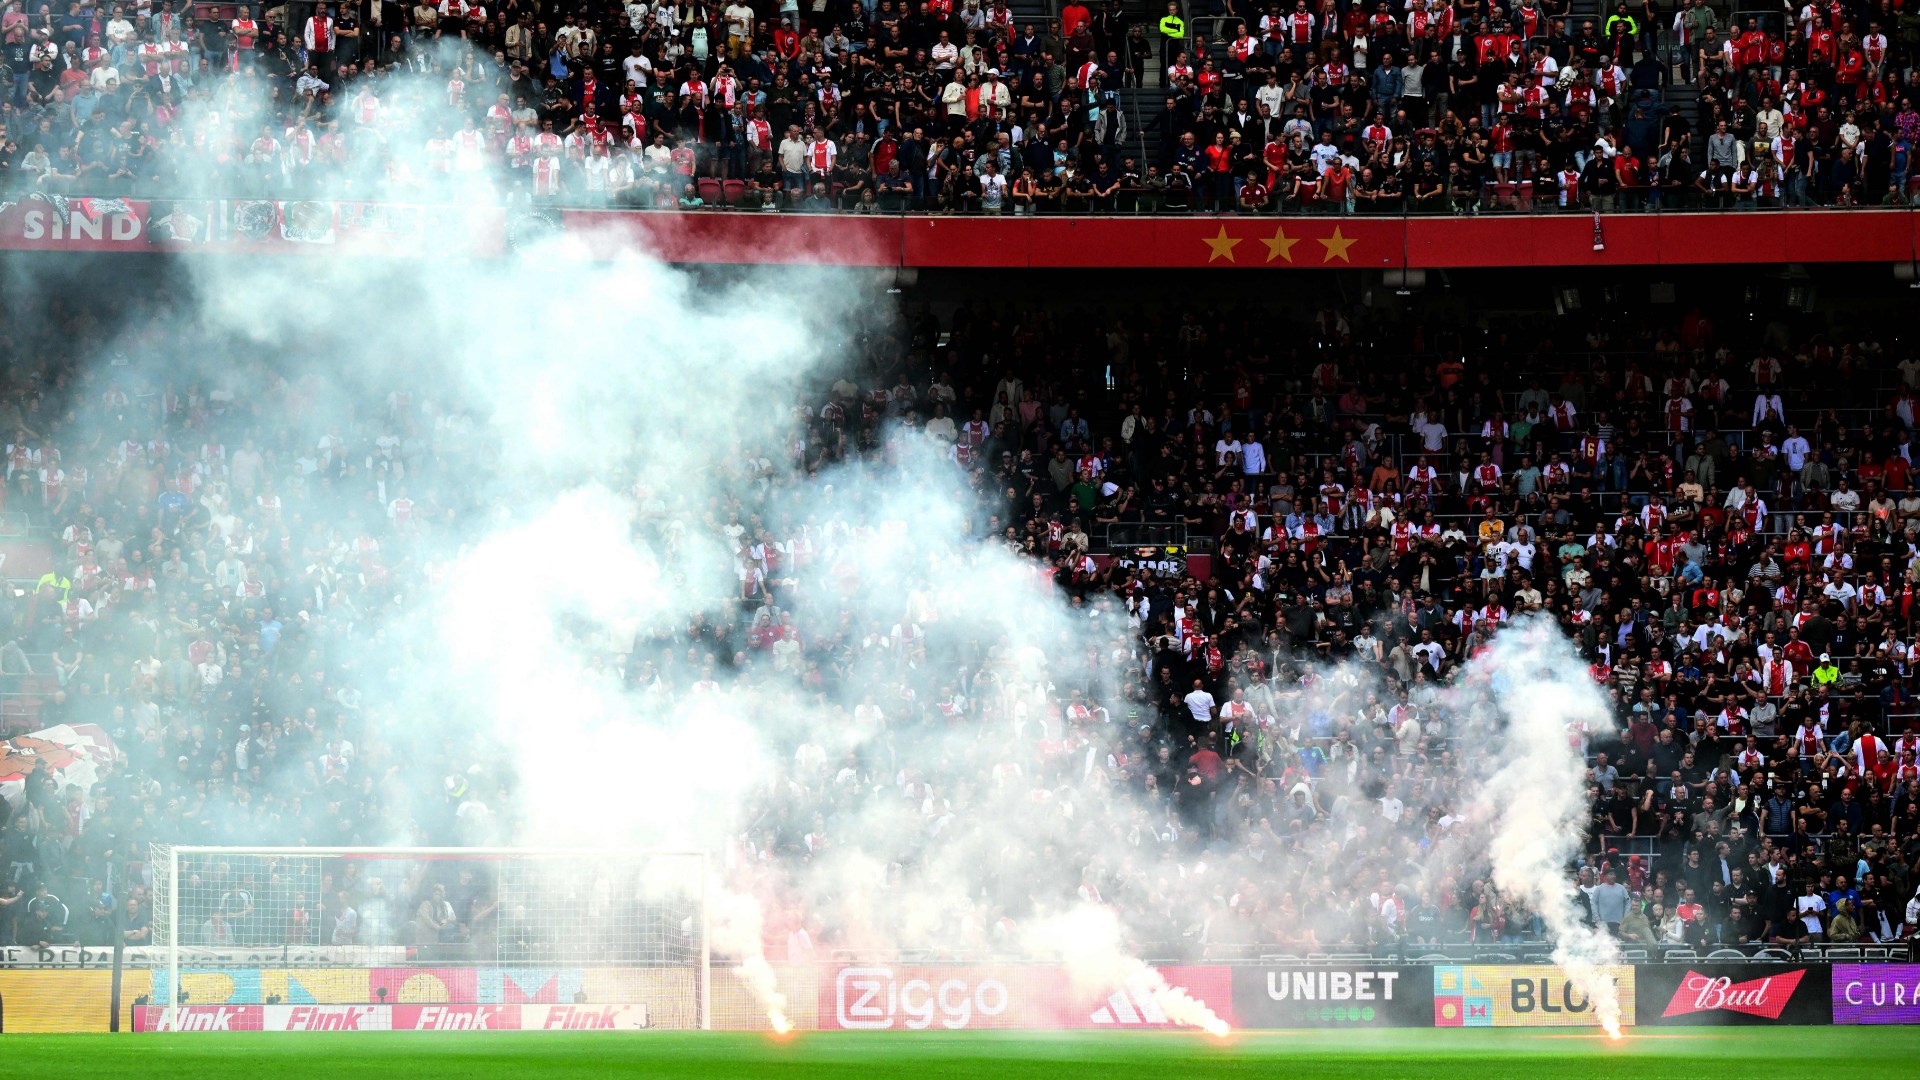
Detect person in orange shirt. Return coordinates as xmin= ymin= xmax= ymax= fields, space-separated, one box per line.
xmin=1061 ymin=0 xmax=1092 ymax=38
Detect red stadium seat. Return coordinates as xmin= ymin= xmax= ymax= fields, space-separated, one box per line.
xmin=721 ymin=180 xmax=747 ymax=206
xmin=696 ymin=178 xmax=723 ymax=206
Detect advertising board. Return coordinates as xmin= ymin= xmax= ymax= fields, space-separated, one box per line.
xmin=1832 ymin=965 xmax=1920 ymax=1025
xmin=1230 ymin=966 xmax=1433 ymax=1028
xmin=1635 ymin=965 xmax=1830 ymax=1026
xmin=1432 ymin=965 xmax=1636 ymax=1028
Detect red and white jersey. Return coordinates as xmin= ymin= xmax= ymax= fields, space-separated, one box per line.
xmin=1319 ymin=482 xmax=1346 ymax=515
xmin=304 ymin=15 xmax=334 ymax=51
xmin=1407 ymin=463 xmax=1437 ymax=494
xmin=534 ymin=131 xmax=564 ymax=157
xmin=745 ymin=117 xmax=772 ymax=150
xmin=532 ymin=155 xmax=562 ymax=195
xmin=679 ymin=78 xmax=709 ymax=107
xmin=454 ymin=129 xmax=487 ymax=170
xmin=807 ymin=138 xmax=837 ymax=173
xmin=506 ymin=134 xmax=533 ymax=166
xmin=486 ymin=103 xmax=514 ymax=141
xmin=284 ymin=125 xmax=316 ymax=164
xmin=355 ymin=91 xmax=381 ymax=125
xmin=1287 ymin=11 xmax=1315 ymax=41
xmin=1796 ymin=722 xmax=1827 ymax=757
xmin=1391 ymin=520 xmax=1415 ymax=554
xmin=1474 ymin=462 xmax=1501 ymax=488
xmin=1853 ymin=732 xmax=1890 ymax=776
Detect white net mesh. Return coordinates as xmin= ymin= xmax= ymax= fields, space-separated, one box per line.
xmin=145 ymin=846 xmax=710 ymax=1030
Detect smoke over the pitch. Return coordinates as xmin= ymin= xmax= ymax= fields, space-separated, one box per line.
xmin=36 ymin=50 xmax=1626 ymax=1039
xmin=1026 ymin=907 xmax=1231 ymax=1037
xmin=1461 ymin=618 xmax=1625 ymax=1039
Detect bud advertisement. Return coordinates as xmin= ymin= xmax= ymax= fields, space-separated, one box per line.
xmin=1635 ymin=965 xmax=1830 ymax=1026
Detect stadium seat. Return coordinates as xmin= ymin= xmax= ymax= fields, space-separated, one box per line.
xmin=697 ymin=178 xmax=724 ymax=206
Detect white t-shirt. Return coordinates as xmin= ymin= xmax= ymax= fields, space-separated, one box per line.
xmin=1795 ymin=892 xmax=1826 ymax=934
xmin=1183 ymin=689 xmax=1217 ymax=722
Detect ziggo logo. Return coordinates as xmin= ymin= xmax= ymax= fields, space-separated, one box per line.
xmin=834 ymin=967 xmax=1011 ymax=1029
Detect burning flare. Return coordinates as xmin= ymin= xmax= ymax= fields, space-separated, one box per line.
xmin=1138 ymin=972 xmax=1233 ymax=1038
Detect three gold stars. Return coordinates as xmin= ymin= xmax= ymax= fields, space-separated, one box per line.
xmin=1197 ymin=222 xmax=1361 ymax=265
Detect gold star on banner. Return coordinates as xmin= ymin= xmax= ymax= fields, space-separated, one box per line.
xmin=1319 ymin=226 xmax=1357 ymax=263
xmin=1261 ymin=226 xmax=1298 ymax=264
xmin=1202 ymin=226 xmax=1241 ymax=263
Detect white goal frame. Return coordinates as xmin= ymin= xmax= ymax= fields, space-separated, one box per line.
xmin=152 ymin=845 xmax=712 ymax=1031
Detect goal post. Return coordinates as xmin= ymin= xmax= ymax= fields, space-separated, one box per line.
xmin=146 ymin=846 xmax=712 ymax=1033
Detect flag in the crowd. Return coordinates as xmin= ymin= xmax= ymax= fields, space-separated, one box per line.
xmin=0 ymin=723 xmax=118 ymax=807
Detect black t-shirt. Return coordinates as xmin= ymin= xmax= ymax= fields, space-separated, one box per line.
xmin=2 ymin=41 xmax=30 ymax=68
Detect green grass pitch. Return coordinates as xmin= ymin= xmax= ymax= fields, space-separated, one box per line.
xmin=2 ymin=1028 xmax=1910 ymax=1079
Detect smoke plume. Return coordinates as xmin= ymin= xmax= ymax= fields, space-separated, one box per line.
xmin=22 ymin=46 xmax=1630 ymax=1041
xmin=1463 ymin=618 xmax=1625 ymax=1038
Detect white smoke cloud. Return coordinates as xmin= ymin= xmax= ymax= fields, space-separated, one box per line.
xmin=1459 ymin=617 xmax=1625 ymax=1038
xmin=1024 ymin=905 xmax=1230 ymax=1036
xmin=35 ymin=44 xmax=1635 ymax=1039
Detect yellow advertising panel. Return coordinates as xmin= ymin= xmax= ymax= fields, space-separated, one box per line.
xmin=0 ymin=969 xmax=149 ymax=1033
xmin=1432 ymin=965 xmax=1635 ymax=1028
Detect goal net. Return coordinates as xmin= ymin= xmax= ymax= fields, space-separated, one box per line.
xmin=143 ymin=846 xmax=712 ymax=1032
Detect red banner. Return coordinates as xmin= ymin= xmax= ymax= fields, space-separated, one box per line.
xmin=0 ymin=198 xmax=150 ymax=251
xmin=818 ymin=964 xmax=1232 ymax=1031
xmin=0 ymin=199 xmax=1909 ymax=268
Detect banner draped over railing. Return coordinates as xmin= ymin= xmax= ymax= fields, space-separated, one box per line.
xmin=0 ymin=200 xmax=1914 ymax=269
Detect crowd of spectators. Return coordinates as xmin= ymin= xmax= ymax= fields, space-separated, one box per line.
xmin=1 ymin=282 xmax=1920 ymax=960
xmin=2 ymin=0 xmax=1919 ymax=210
